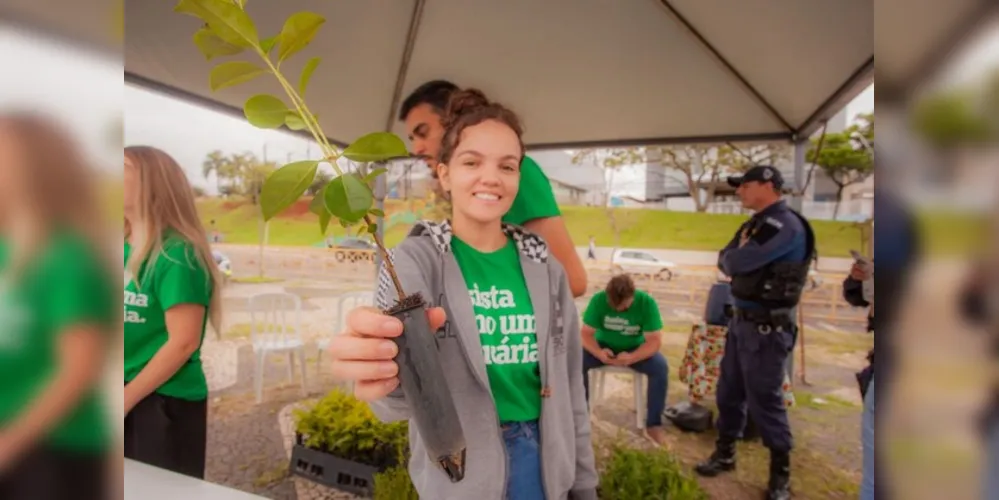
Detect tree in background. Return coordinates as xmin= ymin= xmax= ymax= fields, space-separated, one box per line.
xmin=657 ymin=145 xmax=723 ymax=212
xmin=853 ymin=113 xmax=874 ymax=146
xmin=910 ymin=89 xmax=992 ymax=151
xmin=201 ymin=150 xmax=277 ymax=204
xmin=202 ymin=150 xmax=230 ymax=194
xmin=806 ymin=127 xmax=873 ymax=218
xmin=572 ymin=142 xmax=793 ymax=214
xmin=722 ymin=142 xmax=792 ymax=173
xmin=571 ymin=149 xmax=633 ymax=253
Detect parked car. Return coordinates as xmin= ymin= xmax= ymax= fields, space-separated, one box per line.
xmin=212 ymin=249 xmax=232 ymax=284
xmin=611 ymin=249 xmax=676 ymax=281
xmin=329 ymin=237 xmax=377 ymax=262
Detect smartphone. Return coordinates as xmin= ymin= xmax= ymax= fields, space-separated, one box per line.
xmin=850 ymin=250 xmax=874 ymax=303
xmin=849 ymin=250 xmax=870 ymax=265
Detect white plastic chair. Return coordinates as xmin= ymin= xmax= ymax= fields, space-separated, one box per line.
xmin=590 ymin=366 xmax=648 ymax=429
xmin=248 ymin=292 xmax=308 ymax=404
xmin=316 ymin=291 xmax=375 ymax=386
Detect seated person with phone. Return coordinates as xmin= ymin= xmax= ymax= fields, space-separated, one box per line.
xmin=581 ymin=274 xmax=670 ymax=446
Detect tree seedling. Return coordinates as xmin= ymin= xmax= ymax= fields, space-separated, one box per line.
xmin=174 ymin=0 xmax=465 ymax=482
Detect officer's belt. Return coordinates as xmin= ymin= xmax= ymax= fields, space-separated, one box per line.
xmin=733 ymin=307 xmax=794 ymax=324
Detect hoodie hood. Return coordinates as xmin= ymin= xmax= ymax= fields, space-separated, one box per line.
xmin=405 ymin=220 xmax=550 ymax=265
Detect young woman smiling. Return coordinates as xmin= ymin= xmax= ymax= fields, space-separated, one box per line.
xmin=328 ymin=90 xmax=598 ymax=500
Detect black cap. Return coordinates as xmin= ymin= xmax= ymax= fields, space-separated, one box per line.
xmin=727 ymin=165 xmax=784 ymax=189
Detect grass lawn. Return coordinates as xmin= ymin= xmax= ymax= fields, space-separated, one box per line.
xmin=195 ymin=197 xmax=987 ymax=258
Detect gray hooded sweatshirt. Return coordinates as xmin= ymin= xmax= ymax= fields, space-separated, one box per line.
xmin=370 ymin=220 xmax=599 ymax=500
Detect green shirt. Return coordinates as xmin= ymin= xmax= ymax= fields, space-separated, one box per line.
xmin=451 ymin=236 xmax=542 ymax=423
xmin=124 ymin=237 xmax=212 ymax=401
xmin=502 ymin=155 xmax=561 ymax=226
xmin=582 ymin=290 xmax=663 ymax=354
xmin=0 ymin=231 xmax=115 ymax=451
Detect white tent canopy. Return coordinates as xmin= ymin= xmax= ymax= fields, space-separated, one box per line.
xmin=116 ymin=0 xmax=882 ymax=149
xmin=3 ymin=0 xmax=994 ymax=148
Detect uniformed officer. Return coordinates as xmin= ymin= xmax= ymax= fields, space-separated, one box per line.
xmin=694 ymin=165 xmax=815 ymax=500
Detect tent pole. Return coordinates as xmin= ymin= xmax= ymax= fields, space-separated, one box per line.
xmin=790 ymin=139 xmax=807 ymax=211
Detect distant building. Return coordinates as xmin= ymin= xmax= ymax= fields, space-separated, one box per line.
xmin=549 ymin=178 xmax=602 ymax=206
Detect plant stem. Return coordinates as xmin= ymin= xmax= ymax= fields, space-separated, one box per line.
xmin=256 ymin=50 xmax=340 ymax=173
xmin=253 ymin=49 xmax=407 ymax=302
xmin=365 ymin=214 xmax=405 ymax=301
xmin=274 ymin=71 xmax=336 ymax=160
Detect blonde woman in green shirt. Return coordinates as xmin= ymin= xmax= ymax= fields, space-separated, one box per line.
xmin=0 ymin=114 xmax=116 ymax=500
xmin=123 ymin=146 xmax=222 ymax=479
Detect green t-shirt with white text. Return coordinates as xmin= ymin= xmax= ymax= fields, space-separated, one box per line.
xmin=451 ymin=236 xmax=542 ymax=423
xmin=124 ymin=237 xmax=212 ymax=401
xmin=582 ymin=290 xmax=663 ymax=353
xmin=0 ymin=231 xmax=115 ymax=451
xmin=502 ymin=155 xmax=561 ymax=226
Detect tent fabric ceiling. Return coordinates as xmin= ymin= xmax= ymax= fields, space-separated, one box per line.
xmin=8 ymin=1 xmax=986 ymax=148
xmin=121 ymin=0 xmax=882 ymax=149
xmin=0 ymin=1 xmax=119 ymax=52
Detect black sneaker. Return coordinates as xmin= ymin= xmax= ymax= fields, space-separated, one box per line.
xmin=694 ymin=446 xmax=736 ymax=477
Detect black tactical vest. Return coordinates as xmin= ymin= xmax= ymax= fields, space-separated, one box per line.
xmin=730 ymin=209 xmax=816 ymax=309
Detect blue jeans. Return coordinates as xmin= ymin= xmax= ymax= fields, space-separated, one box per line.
xmin=986 ymin=416 xmax=999 ymax=500
xmin=860 ymin=378 xmax=875 ymax=500
xmin=582 ymin=349 xmax=669 ymax=427
xmin=503 ymin=421 xmax=546 ymax=500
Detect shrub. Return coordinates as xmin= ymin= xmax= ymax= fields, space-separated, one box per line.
xmin=598 ymin=445 xmax=708 ymax=500
xmin=293 ymin=389 xmax=409 ymax=469
xmin=373 ymin=466 xmax=419 ymax=500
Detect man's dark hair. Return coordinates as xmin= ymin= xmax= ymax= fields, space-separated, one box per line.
xmin=605 ymin=274 xmax=636 ymax=309
xmin=398 ymin=80 xmax=460 ymax=122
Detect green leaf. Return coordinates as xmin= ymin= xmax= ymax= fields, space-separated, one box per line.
xmin=308 ymin=185 xmax=326 ymax=213
xmin=244 ymin=95 xmax=288 ymax=129
xmin=209 ymin=61 xmax=266 ymax=91
xmin=318 ymin=209 xmax=331 ymax=234
xmin=277 ymin=12 xmax=325 ymax=63
xmin=299 ymin=57 xmax=320 ymax=96
xmin=192 ymin=27 xmax=243 ymax=60
xmin=364 ymin=167 xmax=387 ymax=183
xmin=343 ymin=133 xmax=408 ymax=162
xmin=309 ymin=184 xmax=333 ymax=234
xmin=285 ymin=111 xmax=307 ymax=131
xmin=370 ymin=208 xmax=385 ymax=217
xmin=261 ymin=35 xmax=278 ymax=54
xmin=342 ymin=175 xmax=374 ymax=213
xmin=367 ymin=223 xmax=377 ymax=234
xmin=260 ymin=160 xmax=319 ymax=220
xmin=324 ymin=175 xmax=373 ymax=224
xmin=175 ymin=0 xmax=259 ymax=48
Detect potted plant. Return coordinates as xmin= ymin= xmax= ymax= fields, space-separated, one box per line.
xmin=598 ymin=444 xmax=709 ymax=500
xmin=373 ymin=465 xmax=419 ymax=500
xmin=290 ymin=390 xmax=408 ymax=496
xmin=174 ymin=0 xmax=467 ymax=482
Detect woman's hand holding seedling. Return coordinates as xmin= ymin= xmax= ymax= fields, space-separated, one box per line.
xmin=329 ymin=306 xmax=447 ymax=401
